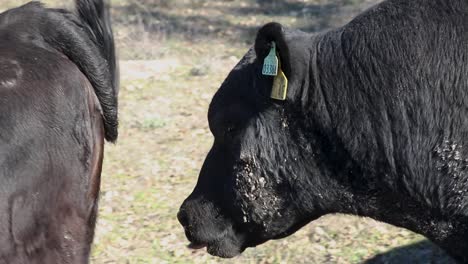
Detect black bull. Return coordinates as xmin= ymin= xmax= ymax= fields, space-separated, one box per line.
xmin=0 ymin=1 xmax=117 ymax=263
xmin=178 ymin=0 xmax=468 ymax=262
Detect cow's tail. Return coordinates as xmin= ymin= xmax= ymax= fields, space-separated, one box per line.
xmin=74 ymin=0 xmax=119 ymax=142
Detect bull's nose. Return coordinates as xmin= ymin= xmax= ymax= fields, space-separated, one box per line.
xmin=177 ymin=208 xmax=189 ymax=227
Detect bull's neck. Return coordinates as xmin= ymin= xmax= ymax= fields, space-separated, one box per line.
xmin=301 ymin=30 xmax=468 ymax=262
xmin=354 ymin=190 xmax=468 ymax=262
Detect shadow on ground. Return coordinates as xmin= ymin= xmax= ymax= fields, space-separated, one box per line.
xmin=364 ymin=240 xmax=456 ymax=264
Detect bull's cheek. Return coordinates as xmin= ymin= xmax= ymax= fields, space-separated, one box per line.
xmin=234 ymin=166 xmax=283 ymax=231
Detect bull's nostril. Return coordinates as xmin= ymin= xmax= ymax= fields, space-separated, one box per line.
xmin=177 ymin=209 xmax=189 ymax=227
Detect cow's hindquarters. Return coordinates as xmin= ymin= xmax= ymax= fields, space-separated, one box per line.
xmin=0 ymin=46 xmax=105 ymax=263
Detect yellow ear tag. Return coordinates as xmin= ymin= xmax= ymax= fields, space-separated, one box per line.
xmin=270 ymin=60 xmax=288 ymax=101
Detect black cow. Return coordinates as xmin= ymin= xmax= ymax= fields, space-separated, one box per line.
xmin=178 ymin=0 xmax=468 ymax=262
xmin=0 ymin=0 xmax=117 ymax=263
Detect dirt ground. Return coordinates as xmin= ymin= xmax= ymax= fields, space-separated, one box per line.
xmin=1 ymin=0 xmax=459 ymax=263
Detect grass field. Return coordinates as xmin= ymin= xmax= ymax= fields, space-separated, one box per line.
xmin=0 ymin=0 xmax=458 ymax=263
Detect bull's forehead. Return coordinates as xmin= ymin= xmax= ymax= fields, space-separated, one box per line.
xmin=208 ymin=48 xmax=271 ymax=121
xmin=233 ymin=48 xmax=256 ymax=71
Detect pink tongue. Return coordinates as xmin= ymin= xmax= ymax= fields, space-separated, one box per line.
xmin=188 ymin=242 xmax=208 ymax=250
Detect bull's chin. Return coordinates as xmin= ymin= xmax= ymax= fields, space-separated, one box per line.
xmin=188 ymin=228 xmax=247 ymax=258
xmin=206 ymin=239 xmax=245 ymax=258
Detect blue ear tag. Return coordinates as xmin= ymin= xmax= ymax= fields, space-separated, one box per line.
xmin=262 ymin=42 xmax=278 ymax=76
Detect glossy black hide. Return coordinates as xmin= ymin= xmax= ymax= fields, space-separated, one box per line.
xmin=0 ymin=1 xmax=117 ymax=263
xmin=179 ymin=0 xmax=468 ymax=262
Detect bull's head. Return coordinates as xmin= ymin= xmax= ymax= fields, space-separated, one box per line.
xmin=178 ymin=22 xmax=355 ymax=258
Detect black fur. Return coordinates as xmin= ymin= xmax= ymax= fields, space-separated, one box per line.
xmin=75 ymin=0 xmax=119 ymax=141
xmin=0 ymin=0 xmax=117 ymax=263
xmin=179 ymin=0 xmax=468 ymax=262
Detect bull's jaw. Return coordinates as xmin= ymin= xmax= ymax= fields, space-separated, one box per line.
xmin=196 ymin=226 xmax=247 ymax=258
xmin=206 ymin=236 xmax=244 ymax=258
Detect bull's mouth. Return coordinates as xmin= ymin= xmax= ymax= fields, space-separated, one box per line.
xmin=186 ymin=237 xmax=245 ymax=258
xmin=184 ymin=228 xmax=275 ymax=259
xmin=185 ymin=239 xmax=244 ymax=258
xmin=178 ymin=201 xmax=274 ymax=258
xmin=182 ymin=225 xmax=249 ymax=258
xmin=187 ymin=242 xmax=208 ymax=250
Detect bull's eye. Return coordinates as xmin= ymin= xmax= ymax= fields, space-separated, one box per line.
xmin=225 ymin=125 xmax=237 ymax=140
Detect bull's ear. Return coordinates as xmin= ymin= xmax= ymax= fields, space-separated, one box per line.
xmin=254 ymin=22 xmax=291 ymax=79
